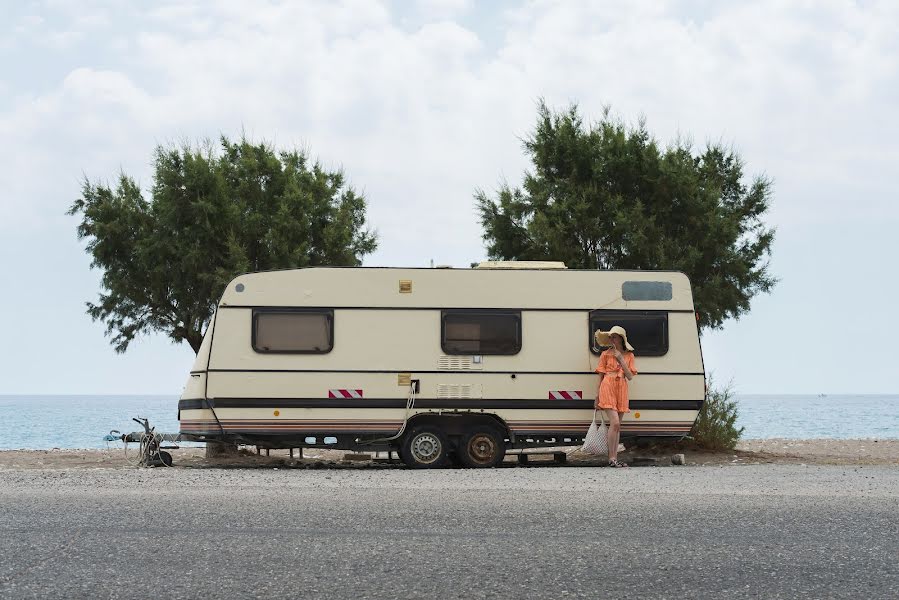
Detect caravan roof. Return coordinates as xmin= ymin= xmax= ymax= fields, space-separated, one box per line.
xmin=220 ymin=267 xmax=695 ymax=312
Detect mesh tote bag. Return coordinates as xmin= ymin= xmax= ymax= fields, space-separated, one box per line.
xmin=581 ymin=409 xmax=608 ymax=456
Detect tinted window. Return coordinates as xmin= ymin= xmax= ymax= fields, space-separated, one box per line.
xmin=590 ymin=310 xmax=668 ymax=356
xmin=442 ymin=310 xmax=521 ymax=355
xmin=622 ymin=281 xmax=673 ymax=301
xmin=253 ymin=310 xmax=333 ymax=353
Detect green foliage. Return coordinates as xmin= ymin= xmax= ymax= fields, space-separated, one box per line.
xmin=69 ymin=136 xmax=377 ymax=353
xmin=691 ymin=380 xmax=744 ymax=451
xmin=476 ymin=101 xmax=776 ymax=330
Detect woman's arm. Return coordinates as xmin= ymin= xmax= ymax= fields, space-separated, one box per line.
xmin=596 ymin=373 xmax=605 ymax=399
xmin=612 ymin=349 xmax=635 ymax=381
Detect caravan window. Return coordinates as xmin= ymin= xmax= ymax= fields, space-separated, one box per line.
xmin=252 ymin=309 xmax=334 ymax=353
xmin=590 ymin=310 xmax=668 ymax=357
xmin=441 ymin=310 xmax=521 ymax=355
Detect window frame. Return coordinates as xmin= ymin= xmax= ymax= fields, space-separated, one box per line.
xmin=589 ymin=309 xmax=669 ymax=357
xmin=441 ymin=309 xmax=522 ymax=356
xmin=251 ymin=308 xmax=335 ymax=354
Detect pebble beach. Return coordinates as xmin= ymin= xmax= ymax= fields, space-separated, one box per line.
xmin=1 ymin=438 xmax=896 ymax=470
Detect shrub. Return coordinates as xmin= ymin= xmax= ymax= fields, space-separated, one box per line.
xmin=690 ymin=380 xmax=744 ymax=451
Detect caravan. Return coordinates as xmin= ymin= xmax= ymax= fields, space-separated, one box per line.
xmin=179 ymin=262 xmax=705 ymax=467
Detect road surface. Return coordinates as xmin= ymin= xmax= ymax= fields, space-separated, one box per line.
xmin=1 ymin=464 xmax=897 ymax=598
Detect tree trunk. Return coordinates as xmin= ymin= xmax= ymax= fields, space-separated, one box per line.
xmin=188 ymin=331 xmax=202 ymax=354
xmin=205 ymin=441 xmax=239 ymax=459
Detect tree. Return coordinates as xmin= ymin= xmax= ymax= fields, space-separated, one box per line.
xmin=476 ymin=101 xmax=776 ymax=330
xmin=69 ymin=136 xmax=377 ymax=354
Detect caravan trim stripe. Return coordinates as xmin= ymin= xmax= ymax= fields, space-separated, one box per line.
xmin=179 ymin=398 xmax=704 ymax=411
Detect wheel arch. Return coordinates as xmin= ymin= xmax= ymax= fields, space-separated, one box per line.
xmin=401 ymin=412 xmax=512 ymax=441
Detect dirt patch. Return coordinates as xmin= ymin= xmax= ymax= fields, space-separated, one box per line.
xmin=0 ymin=438 xmax=896 ymax=470
xmin=735 ymin=438 xmax=899 ymax=466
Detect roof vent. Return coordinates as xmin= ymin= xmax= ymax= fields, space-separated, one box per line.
xmin=475 ymin=261 xmax=567 ymax=270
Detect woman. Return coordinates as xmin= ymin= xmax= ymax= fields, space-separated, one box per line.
xmin=594 ymin=325 xmax=637 ymax=467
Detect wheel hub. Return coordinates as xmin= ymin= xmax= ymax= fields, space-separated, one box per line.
xmin=411 ymin=433 xmax=442 ymax=464
xmin=468 ymin=434 xmax=497 ymax=464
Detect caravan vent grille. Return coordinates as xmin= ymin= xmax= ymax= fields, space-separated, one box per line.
xmin=437 ymin=356 xmax=483 ymax=370
xmin=437 ymin=384 xmax=482 ymax=399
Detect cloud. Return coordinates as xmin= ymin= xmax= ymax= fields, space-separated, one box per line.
xmin=0 ymin=67 xmax=155 ymax=229
xmin=61 ymin=68 xmax=151 ymax=111
xmin=411 ymin=0 xmax=474 ymax=20
xmin=492 ymin=0 xmax=899 ymax=225
xmin=3 ymin=1 xmax=898 ymax=243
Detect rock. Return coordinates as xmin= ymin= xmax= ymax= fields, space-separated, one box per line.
xmin=671 ymin=453 xmax=686 ymax=465
xmin=343 ymin=453 xmax=372 ymax=462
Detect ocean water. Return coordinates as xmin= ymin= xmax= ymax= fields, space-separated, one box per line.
xmin=0 ymin=395 xmax=183 ymax=450
xmin=0 ymin=394 xmax=897 ymax=449
xmin=733 ymin=394 xmax=899 ymax=440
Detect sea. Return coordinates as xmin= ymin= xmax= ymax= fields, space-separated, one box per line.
xmin=0 ymin=394 xmax=897 ymax=450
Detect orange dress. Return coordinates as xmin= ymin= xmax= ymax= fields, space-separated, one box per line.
xmin=595 ymin=350 xmax=637 ymax=413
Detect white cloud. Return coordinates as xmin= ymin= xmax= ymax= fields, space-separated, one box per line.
xmin=411 ymin=0 xmax=473 ymax=20
xmin=493 ymin=0 xmax=899 ymax=225
xmin=16 ymin=14 xmax=45 ymax=31
xmin=61 ymin=68 xmax=151 ymax=111
xmin=4 ymin=0 xmax=898 ymax=244
xmin=0 ymin=66 xmax=156 ymax=229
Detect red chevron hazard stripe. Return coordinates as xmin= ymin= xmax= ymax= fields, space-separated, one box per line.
xmin=328 ymin=389 xmax=363 ymax=399
xmin=549 ymin=390 xmax=583 ymax=400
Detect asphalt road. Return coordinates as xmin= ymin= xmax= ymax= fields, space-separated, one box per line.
xmin=1 ymin=464 xmax=897 ymax=599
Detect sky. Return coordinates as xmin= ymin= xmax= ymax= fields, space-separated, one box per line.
xmin=1 ymin=0 xmax=897 ymax=396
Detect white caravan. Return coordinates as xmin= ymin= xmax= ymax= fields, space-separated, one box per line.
xmin=179 ymin=262 xmax=705 ymax=467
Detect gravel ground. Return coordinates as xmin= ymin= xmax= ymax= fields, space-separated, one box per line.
xmin=1 ymin=465 xmax=897 ymax=599
xmin=1 ymin=438 xmax=897 ymax=470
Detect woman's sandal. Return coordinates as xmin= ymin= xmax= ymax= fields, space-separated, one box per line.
xmin=608 ymin=459 xmax=628 ymax=468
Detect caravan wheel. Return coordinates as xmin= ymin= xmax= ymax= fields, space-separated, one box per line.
xmin=457 ymin=427 xmax=506 ymax=468
xmin=400 ymin=426 xmax=448 ymax=469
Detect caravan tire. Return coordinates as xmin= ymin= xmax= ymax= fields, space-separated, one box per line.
xmin=400 ymin=426 xmax=449 ymax=469
xmin=457 ymin=427 xmax=506 ymax=468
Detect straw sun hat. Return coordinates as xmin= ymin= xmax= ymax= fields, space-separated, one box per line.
xmin=594 ymin=325 xmax=634 ymax=351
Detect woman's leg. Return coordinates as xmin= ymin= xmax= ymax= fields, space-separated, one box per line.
xmin=604 ymin=409 xmax=619 ymax=461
